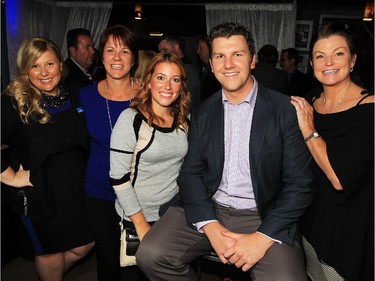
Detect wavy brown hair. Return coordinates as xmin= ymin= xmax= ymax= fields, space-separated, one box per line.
xmin=131 ymin=52 xmax=190 ymax=131
xmin=3 ymin=37 xmax=64 ymax=124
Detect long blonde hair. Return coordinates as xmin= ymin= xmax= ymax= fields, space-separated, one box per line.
xmin=133 ymin=50 xmax=156 ymax=82
xmin=3 ymin=37 xmax=64 ymax=124
xmin=131 ymin=52 xmax=190 ymax=131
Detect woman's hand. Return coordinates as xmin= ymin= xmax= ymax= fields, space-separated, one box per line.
xmin=290 ymin=96 xmax=316 ymax=136
xmin=130 ymin=212 xmax=151 ymax=241
xmin=134 ymin=222 xmax=151 ymax=241
xmin=1 ymin=165 xmax=33 ymax=188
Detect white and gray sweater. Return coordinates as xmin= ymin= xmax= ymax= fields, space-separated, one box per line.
xmin=109 ymin=108 xmax=188 ymax=222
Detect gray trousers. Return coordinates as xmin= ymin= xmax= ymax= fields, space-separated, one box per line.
xmin=136 ymin=206 xmax=307 ymax=281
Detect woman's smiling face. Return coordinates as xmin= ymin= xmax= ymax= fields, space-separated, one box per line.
xmin=311 ymin=35 xmax=356 ymax=87
xmin=148 ymin=61 xmax=182 ymax=111
xmin=28 ymin=50 xmax=62 ymax=95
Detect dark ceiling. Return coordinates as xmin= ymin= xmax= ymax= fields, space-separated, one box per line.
xmin=107 ymin=0 xmax=368 ymax=39
xmin=107 ymin=4 xmax=207 ymax=38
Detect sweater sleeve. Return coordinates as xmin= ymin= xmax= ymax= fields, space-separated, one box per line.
xmin=109 ymin=108 xmax=141 ymax=217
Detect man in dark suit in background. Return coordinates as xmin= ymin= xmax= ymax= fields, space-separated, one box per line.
xmin=63 ymin=28 xmax=96 ymax=103
xmin=196 ymin=35 xmax=221 ymax=101
xmin=136 ymin=22 xmax=314 ymax=281
xmin=280 ymin=48 xmax=315 ymax=97
xmin=252 ymin=44 xmax=288 ymax=94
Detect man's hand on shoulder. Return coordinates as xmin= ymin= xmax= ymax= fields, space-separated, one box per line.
xmin=221 ymin=231 xmax=275 ymax=272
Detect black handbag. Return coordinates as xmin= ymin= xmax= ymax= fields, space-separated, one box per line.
xmin=125 ymin=227 xmax=140 ymax=256
xmin=119 ymin=216 xmax=139 ymax=267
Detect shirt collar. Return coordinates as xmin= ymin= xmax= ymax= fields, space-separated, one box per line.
xmin=70 ymin=57 xmax=88 ymax=73
xmin=222 ymin=76 xmax=258 ymax=107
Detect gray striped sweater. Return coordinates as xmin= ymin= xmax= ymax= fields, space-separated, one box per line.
xmin=110 ymin=108 xmax=188 ymax=222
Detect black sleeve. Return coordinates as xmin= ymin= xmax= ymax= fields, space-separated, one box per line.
xmin=1 ymin=95 xmax=21 ymax=172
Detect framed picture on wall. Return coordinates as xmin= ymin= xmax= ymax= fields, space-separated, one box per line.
xmin=319 ymin=14 xmax=362 ymax=24
xmin=295 ymin=20 xmax=313 ymax=51
xmin=298 ymin=53 xmax=310 ymax=74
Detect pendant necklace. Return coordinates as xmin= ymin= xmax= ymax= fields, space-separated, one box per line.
xmin=322 ymin=82 xmax=352 ymax=113
xmin=105 ymin=79 xmax=134 ymax=131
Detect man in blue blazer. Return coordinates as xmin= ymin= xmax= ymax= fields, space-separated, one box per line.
xmin=136 ymin=22 xmax=314 ymax=281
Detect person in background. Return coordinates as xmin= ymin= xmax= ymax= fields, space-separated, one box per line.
xmin=158 ymin=35 xmax=200 ymax=109
xmin=109 ymin=52 xmax=190 ymax=277
xmin=133 ymin=49 xmax=156 ymax=83
xmin=136 ymin=22 xmax=314 ymax=281
xmin=252 ymin=44 xmax=288 ymax=94
xmin=79 ymin=24 xmax=140 ymax=281
xmin=88 ymin=48 xmax=107 ymax=82
xmin=64 ymin=28 xmax=96 ymax=103
xmin=1 ymin=37 xmax=94 ymax=281
xmin=291 ymin=21 xmax=374 ymax=281
xmin=196 ymin=35 xmax=221 ymax=101
xmin=279 ymin=47 xmax=315 ymax=97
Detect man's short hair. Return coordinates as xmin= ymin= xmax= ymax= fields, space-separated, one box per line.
xmin=67 ymin=28 xmax=92 ymax=49
xmin=257 ymin=44 xmax=278 ymax=66
xmin=208 ymin=22 xmax=256 ymax=57
xmin=160 ymin=35 xmax=185 ymax=52
xmin=196 ymin=34 xmax=209 ymax=44
xmin=282 ymin=48 xmax=299 ymax=67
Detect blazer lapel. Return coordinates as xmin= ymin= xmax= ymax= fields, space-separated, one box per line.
xmin=209 ymin=97 xmax=225 ymax=176
xmin=250 ymin=88 xmax=272 ymax=169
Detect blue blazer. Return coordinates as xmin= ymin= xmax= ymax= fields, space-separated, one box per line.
xmin=178 ymin=84 xmax=315 ymax=245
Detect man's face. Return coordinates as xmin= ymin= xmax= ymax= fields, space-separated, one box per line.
xmin=279 ymin=51 xmax=294 ymax=73
xmin=197 ymin=40 xmax=210 ymax=64
xmin=158 ymin=40 xmax=176 ymax=55
xmin=69 ymin=34 xmax=95 ymax=70
xmin=210 ymin=35 xmax=255 ymax=99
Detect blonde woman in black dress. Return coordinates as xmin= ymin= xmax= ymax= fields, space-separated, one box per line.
xmin=1 ymin=37 xmax=94 ymax=281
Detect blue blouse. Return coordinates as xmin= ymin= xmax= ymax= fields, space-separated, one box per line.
xmin=79 ymin=84 xmax=131 ymax=201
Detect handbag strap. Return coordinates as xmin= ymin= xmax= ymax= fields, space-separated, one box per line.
xmin=119 ymin=210 xmax=125 ymax=233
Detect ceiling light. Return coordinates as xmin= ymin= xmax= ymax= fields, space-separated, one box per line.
xmin=149 ymin=31 xmax=163 ymax=37
xmin=135 ymin=4 xmax=142 ymax=20
xmin=363 ymin=0 xmax=374 ymax=21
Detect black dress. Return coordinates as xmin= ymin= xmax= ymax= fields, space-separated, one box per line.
xmin=1 ymin=94 xmax=94 ymax=255
xmin=302 ymin=91 xmax=374 ymax=281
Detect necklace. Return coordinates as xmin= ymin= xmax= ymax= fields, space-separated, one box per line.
xmin=105 ymin=79 xmax=134 ymax=131
xmin=42 ymin=86 xmax=68 ymax=108
xmin=323 ymin=82 xmax=352 ymax=113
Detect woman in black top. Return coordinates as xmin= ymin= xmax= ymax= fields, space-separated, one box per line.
xmin=291 ymin=22 xmax=374 ymax=281
xmin=1 ymin=37 xmax=94 ymax=281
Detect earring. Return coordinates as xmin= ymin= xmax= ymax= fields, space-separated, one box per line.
xmin=350 ymin=67 xmax=353 ymax=72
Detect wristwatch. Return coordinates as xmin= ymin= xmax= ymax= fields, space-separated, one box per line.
xmin=304 ymin=132 xmax=320 ymax=143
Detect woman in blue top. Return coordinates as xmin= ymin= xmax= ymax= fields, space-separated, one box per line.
xmin=79 ymin=25 xmax=140 ymax=281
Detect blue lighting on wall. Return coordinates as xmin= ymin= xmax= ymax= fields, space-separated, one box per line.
xmin=5 ymin=0 xmax=21 ymax=39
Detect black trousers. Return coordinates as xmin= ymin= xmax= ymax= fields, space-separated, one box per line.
xmin=86 ymin=196 xmax=147 ymax=281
